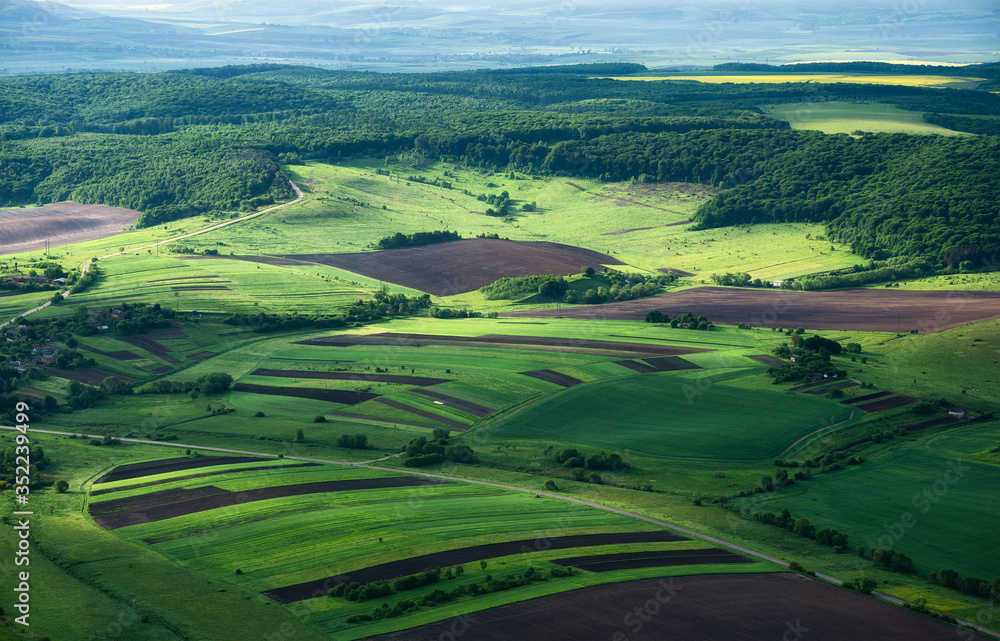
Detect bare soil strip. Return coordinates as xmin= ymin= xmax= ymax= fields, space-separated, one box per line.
xmin=48 ymin=367 xmax=139 ymax=385
xmin=118 ymin=335 xmax=180 ymax=364
xmin=803 ymin=381 xmax=859 ymax=395
xmin=409 ymin=389 xmax=492 ymax=417
xmin=746 ymin=354 xmax=787 ymax=367
xmin=371 ymin=398 xmax=471 ymax=430
xmin=364 ymin=573 xmax=991 ymax=641
xmin=298 ymin=333 xmax=707 ymax=358
xmin=282 ymin=238 xmax=625 ymax=296
xmin=77 ymin=344 xmax=143 ymax=361
xmin=97 ymin=456 xmax=268 ymax=483
xmin=614 ymin=360 xmax=659 ymax=373
xmin=641 ymin=356 xmax=701 ymax=371
xmin=519 ymin=370 xmax=582 ymax=387
xmin=92 ymin=477 xmax=451 ymax=530
xmin=89 ymin=463 xmax=319 ymax=496
xmin=232 ymin=383 xmax=379 ymax=405
xmin=656 ymin=267 xmax=696 ymax=277
xmin=855 ymin=395 xmax=917 ymax=412
xmin=1 ymin=202 xmax=141 ymax=255
xmin=251 ymin=368 xmax=449 ymax=386
xmin=835 ymin=415 xmax=961 ymax=452
xmin=788 ymin=379 xmax=843 ymax=392
xmin=843 ymin=391 xmax=892 ymax=404
xmin=262 ymin=531 xmax=687 ymax=604
xmin=187 ymin=351 xmax=214 ymax=360
xmin=551 ymin=548 xmax=751 ymax=572
xmin=504 ymin=286 xmax=1000 ymax=332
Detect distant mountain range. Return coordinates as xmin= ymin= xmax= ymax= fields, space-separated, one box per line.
xmin=1 ymin=0 xmax=996 ymax=74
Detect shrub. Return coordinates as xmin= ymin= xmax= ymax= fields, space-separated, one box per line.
xmin=313 ymin=415 xmax=326 ymax=423
xmin=54 ymin=480 xmax=69 ymax=493
xmin=544 ymin=480 xmax=558 ymax=491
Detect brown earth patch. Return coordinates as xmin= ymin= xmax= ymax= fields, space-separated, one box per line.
xmin=746 ymin=354 xmax=787 ymax=367
xmin=187 ymin=351 xmax=214 ymax=360
xmin=409 ymin=389 xmax=493 ymax=417
xmin=48 ymin=367 xmax=138 ymax=385
xmin=91 ymin=476 xmax=451 ymax=530
xmin=97 ymin=456 xmax=269 ymax=483
xmin=250 ymin=368 xmax=449 ymax=386
xmin=656 ymin=267 xmax=695 ymax=277
xmin=232 ymin=383 xmax=378 ymax=405
xmin=614 ymin=359 xmax=659 ymax=373
xmin=803 ymin=380 xmax=859 ymax=395
xmin=150 ymin=366 xmax=172 ymax=374
xmin=364 ymin=573 xmax=991 ymax=641
xmin=503 ymin=286 xmax=1000 ymax=333
xmin=551 ymin=548 xmax=751 ymax=572
xmin=262 ymin=531 xmax=686 ymax=604
xmin=0 ymin=202 xmax=141 ymax=256
xmin=371 ymin=398 xmax=470 ymax=430
xmin=118 ymin=335 xmax=180 ymax=364
xmin=836 ymin=416 xmax=959 ymax=452
xmin=520 ymin=370 xmax=582 ymax=387
xmin=90 ymin=463 xmax=319 ymax=496
xmin=282 ymin=238 xmax=625 ymax=296
xmin=855 ymin=395 xmax=917 ymax=412
xmin=641 ymin=356 xmax=700 ymax=371
xmin=77 ymin=344 xmax=142 ymax=361
xmin=297 ymin=333 xmax=707 ymax=359
xmin=843 ymin=391 xmax=892 ymax=405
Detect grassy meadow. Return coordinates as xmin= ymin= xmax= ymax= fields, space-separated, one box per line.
xmin=763 ymin=102 xmax=965 ymax=135
xmin=745 ymin=421 xmax=1000 ymax=581
xmin=483 ymin=371 xmax=857 ymax=460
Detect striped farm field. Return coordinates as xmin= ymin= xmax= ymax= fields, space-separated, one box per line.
xmin=85 ymin=455 xmax=774 ymax=640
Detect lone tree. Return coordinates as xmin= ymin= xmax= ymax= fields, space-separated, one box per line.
xmin=54 ymin=480 xmax=69 ymax=493
xmin=295 ymin=428 xmax=305 ymax=441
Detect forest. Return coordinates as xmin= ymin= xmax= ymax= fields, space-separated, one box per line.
xmin=1 ymin=62 xmax=999 ymax=265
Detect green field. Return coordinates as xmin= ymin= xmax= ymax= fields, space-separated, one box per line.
xmin=605 ymin=73 xmax=983 ymax=88
xmin=484 ymin=372 xmax=857 ymax=460
xmin=763 ymin=102 xmax=965 ymax=135
xmin=746 ymin=421 xmax=1000 ymax=581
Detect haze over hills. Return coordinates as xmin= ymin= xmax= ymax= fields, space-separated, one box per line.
xmin=1 ymin=0 xmax=997 ymax=73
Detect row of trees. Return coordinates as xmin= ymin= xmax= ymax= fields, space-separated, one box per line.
xmin=375 ymin=230 xmax=460 ymax=250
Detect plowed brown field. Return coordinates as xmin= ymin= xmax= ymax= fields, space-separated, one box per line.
xmin=365 ymin=573 xmax=990 ymax=641
xmin=1 ymin=203 xmax=141 ymax=255
xmin=504 ymin=286 xmax=1000 ymax=332
xmin=284 ymin=239 xmax=625 ymax=295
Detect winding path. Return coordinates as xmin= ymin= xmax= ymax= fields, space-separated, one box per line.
xmin=0 ymin=179 xmax=303 ymax=330
xmin=2 ymin=424 xmax=997 ymax=639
